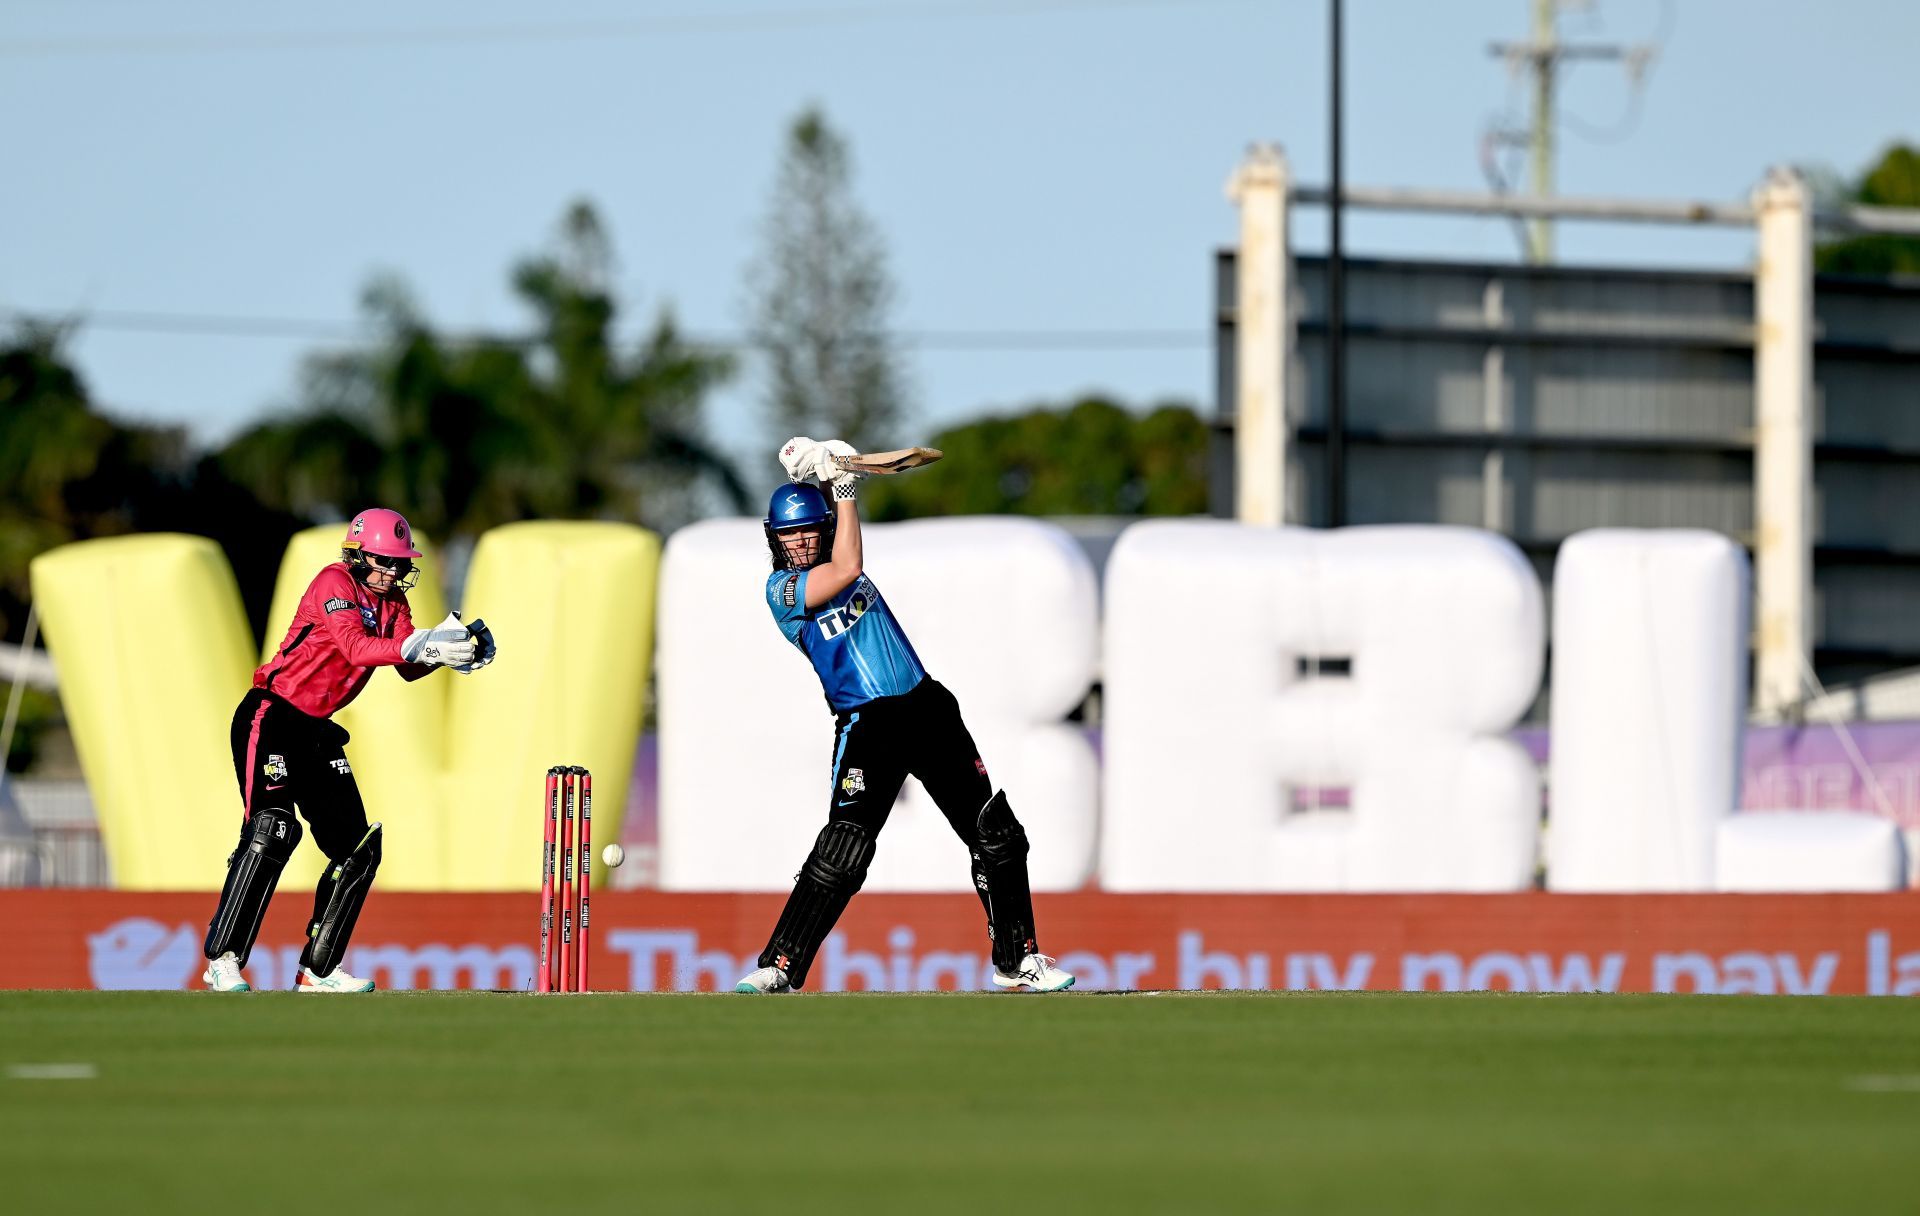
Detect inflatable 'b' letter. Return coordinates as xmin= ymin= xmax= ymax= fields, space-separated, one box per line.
xmin=1100 ymin=522 xmax=1544 ymax=891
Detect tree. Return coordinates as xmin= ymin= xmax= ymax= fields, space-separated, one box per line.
xmin=1815 ymin=143 xmax=1920 ymax=276
xmin=507 ymin=204 xmax=744 ymax=530
xmin=0 ymin=322 xmax=113 ymax=640
xmin=220 ymin=201 xmax=743 ymax=542
xmin=0 ymin=320 xmax=311 ymax=648
xmin=860 ymin=397 xmax=1210 ymax=521
xmin=0 ymin=322 xmax=222 ymax=637
xmin=747 ymin=105 xmax=910 ymax=450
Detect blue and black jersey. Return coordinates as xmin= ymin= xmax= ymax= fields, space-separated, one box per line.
xmin=765 ymin=568 xmax=927 ymax=712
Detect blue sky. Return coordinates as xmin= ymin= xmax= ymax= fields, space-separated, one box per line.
xmin=1 ymin=0 xmax=1913 ymax=472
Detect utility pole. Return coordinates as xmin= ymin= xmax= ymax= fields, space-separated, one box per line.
xmin=1526 ymin=0 xmax=1554 ymax=262
xmin=1488 ymin=0 xmax=1653 ymax=263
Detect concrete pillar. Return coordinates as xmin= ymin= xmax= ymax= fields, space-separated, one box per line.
xmin=1226 ymin=144 xmax=1292 ymax=526
xmin=1752 ymin=166 xmax=1814 ymax=716
xmin=1481 ymin=278 xmax=1509 ymax=532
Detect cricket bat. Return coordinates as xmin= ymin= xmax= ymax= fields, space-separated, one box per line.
xmin=830 ymin=446 xmax=944 ymax=475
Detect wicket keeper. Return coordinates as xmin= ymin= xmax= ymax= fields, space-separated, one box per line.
xmin=201 ymin=509 xmax=496 ymax=992
xmin=735 ymin=438 xmax=1074 ymax=994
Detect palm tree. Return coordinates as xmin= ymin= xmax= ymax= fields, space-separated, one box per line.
xmin=508 ymin=203 xmax=744 ymax=529
xmin=220 ymin=201 xmax=743 ymax=545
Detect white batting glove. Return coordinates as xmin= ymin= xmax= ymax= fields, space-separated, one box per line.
xmin=811 ymin=439 xmax=862 ymax=498
xmin=780 ymin=436 xmax=822 ymax=483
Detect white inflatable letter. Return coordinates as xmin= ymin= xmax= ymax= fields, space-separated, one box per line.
xmin=1100 ymin=522 xmax=1543 ymax=891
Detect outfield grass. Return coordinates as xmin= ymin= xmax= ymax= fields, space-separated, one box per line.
xmin=2 ymin=992 xmax=1916 ymax=1214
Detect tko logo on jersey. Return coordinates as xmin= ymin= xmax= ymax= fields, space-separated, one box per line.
xmin=330 ymin=758 xmax=352 ymax=776
xmin=816 ymin=593 xmax=871 ymax=640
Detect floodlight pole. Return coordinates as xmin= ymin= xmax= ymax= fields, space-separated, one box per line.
xmin=1327 ymin=0 xmax=1347 ymax=527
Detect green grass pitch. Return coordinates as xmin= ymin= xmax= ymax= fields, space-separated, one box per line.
xmin=3 ymin=991 xmax=1916 ymax=1214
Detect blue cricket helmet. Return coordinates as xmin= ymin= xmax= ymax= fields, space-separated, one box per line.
xmin=764 ymin=482 xmax=835 ymax=570
xmin=766 ymin=482 xmax=830 ymax=529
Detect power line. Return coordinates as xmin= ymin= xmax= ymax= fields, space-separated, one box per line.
xmin=1483 ymin=0 xmax=1665 ymax=263
xmin=1559 ymin=0 xmax=1670 ymax=144
xmin=0 ymin=0 xmax=1257 ymax=57
xmin=2 ymin=307 xmax=366 ymax=341
xmin=0 ymin=306 xmax=1209 ymax=352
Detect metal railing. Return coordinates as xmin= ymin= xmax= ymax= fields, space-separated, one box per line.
xmin=0 ymin=779 xmax=109 ymax=887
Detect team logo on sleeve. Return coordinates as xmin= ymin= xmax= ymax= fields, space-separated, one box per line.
xmin=782 ymin=575 xmax=799 ymax=608
xmin=840 ymin=768 xmax=866 ymax=796
xmin=264 ymin=754 xmax=289 ymax=782
xmin=324 ymin=597 xmax=355 ymax=614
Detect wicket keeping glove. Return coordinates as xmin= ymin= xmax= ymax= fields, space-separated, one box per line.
xmin=401 ymin=612 xmax=478 ymax=669
xmin=464 ymin=619 xmax=497 ymax=671
xmin=435 ymin=610 xmax=496 ymax=673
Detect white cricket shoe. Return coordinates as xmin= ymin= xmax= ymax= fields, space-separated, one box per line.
xmin=993 ymin=953 xmax=1075 ymax=992
xmin=734 ymin=965 xmax=792 ymax=994
xmin=202 ymin=952 xmax=250 ymax=993
xmin=296 ymin=965 xmax=376 ymax=993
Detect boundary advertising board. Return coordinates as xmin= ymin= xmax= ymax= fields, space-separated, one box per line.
xmin=5 ymin=892 xmax=1919 ymax=995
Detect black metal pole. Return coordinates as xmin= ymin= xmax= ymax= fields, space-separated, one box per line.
xmin=1326 ymin=0 xmax=1346 ymax=527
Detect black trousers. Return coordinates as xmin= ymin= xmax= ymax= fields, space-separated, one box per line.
xmin=758 ymin=677 xmax=1040 ymax=985
xmin=230 ymin=689 xmax=369 ymax=859
xmin=824 ymin=677 xmax=993 ymax=843
xmin=228 ymin=689 xmax=369 ymax=970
